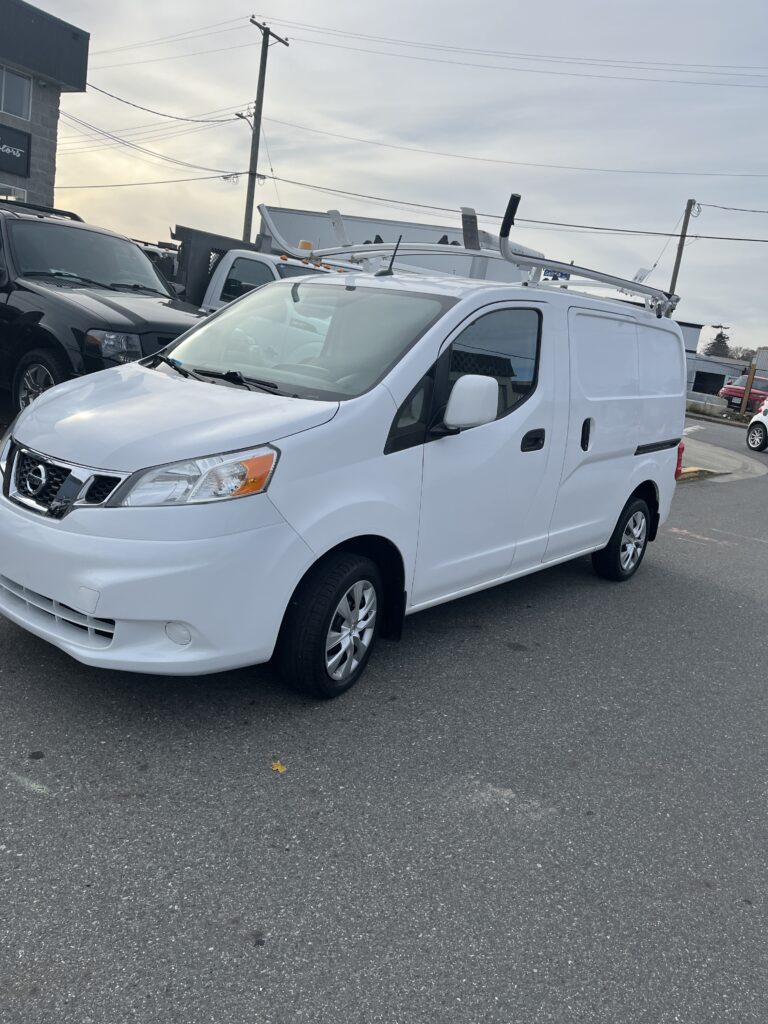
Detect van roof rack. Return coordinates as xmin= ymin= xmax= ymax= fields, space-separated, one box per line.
xmin=258 ymin=193 xmax=679 ymax=318
xmin=0 ymin=198 xmax=83 ymax=221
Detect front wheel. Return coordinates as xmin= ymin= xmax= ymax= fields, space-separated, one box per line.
xmin=746 ymin=422 xmax=768 ymax=451
xmin=275 ymin=553 xmax=383 ymax=699
xmin=592 ymin=498 xmax=650 ymax=582
xmin=12 ymin=349 xmax=70 ymax=412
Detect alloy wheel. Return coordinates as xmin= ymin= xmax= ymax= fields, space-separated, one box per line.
xmin=19 ymin=364 xmax=55 ymax=408
xmin=619 ymin=511 xmax=647 ymax=572
xmin=325 ymin=580 xmax=377 ymax=681
xmin=747 ymin=425 xmax=766 ymax=449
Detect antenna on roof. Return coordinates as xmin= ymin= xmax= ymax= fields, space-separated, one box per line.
xmin=374 ymin=234 xmax=403 ymax=277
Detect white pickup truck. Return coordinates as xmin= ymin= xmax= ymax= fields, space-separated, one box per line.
xmin=199 ymin=250 xmax=348 ymax=312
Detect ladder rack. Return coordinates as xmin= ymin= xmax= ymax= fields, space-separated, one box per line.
xmin=257 ymin=194 xmax=680 ymax=318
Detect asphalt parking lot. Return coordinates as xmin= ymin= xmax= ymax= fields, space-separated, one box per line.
xmin=2 ymin=415 xmax=767 ymax=1023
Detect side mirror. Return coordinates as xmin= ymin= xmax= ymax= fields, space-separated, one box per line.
xmin=443 ymin=374 xmax=498 ymax=430
xmin=171 ymin=282 xmax=186 ymax=298
xmin=0 ymin=265 xmax=8 ymax=289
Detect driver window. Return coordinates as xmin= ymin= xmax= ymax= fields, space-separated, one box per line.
xmin=446 ymin=308 xmax=541 ymax=418
xmin=221 ymin=258 xmax=274 ymax=302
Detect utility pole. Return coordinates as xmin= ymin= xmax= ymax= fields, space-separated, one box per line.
xmin=668 ymin=198 xmax=696 ymax=297
xmin=242 ymin=18 xmax=288 ymax=243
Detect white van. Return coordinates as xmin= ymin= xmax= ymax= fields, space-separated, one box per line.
xmin=0 ymin=252 xmax=686 ymax=698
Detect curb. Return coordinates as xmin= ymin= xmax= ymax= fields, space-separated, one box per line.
xmin=678 ymin=466 xmax=729 ymax=482
xmin=686 ymin=411 xmax=748 ymax=430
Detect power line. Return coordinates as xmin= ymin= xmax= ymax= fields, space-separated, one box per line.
xmin=91 ymin=40 xmax=259 ymax=71
xmin=252 ymin=14 xmax=768 ymax=78
xmin=699 ymin=203 xmax=768 ymax=214
xmin=59 ymin=112 xmax=238 ymax=174
xmin=85 ymin=84 xmax=236 ymax=123
xmin=287 ymin=35 xmax=768 ymax=90
xmin=51 ymin=168 xmax=768 ymax=243
xmin=59 ymin=119 xmax=235 ymax=155
xmin=89 ymin=28 xmax=768 ymax=90
xmin=90 ymin=17 xmax=246 ymax=55
xmin=262 ymin=115 xmax=768 ymax=179
xmin=57 ymin=173 xmax=244 ymax=189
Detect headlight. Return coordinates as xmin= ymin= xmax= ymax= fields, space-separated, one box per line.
xmin=85 ymin=330 xmax=143 ymax=363
xmin=114 ymin=445 xmax=279 ymax=507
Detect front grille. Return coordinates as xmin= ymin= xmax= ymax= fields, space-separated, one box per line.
xmin=83 ymin=476 xmax=122 ymax=505
xmin=4 ymin=445 xmax=128 ymax=518
xmin=15 ymin=452 xmax=70 ymax=508
xmin=0 ymin=575 xmax=115 ymax=649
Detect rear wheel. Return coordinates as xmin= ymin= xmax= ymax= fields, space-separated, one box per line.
xmin=275 ymin=553 xmax=382 ymax=699
xmin=746 ymin=422 xmax=768 ymax=451
xmin=592 ymin=497 xmax=650 ymax=582
xmin=12 ymin=349 xmax=69 ymax=412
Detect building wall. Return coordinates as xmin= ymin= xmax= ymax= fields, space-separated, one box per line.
xmin=0 ymin=76 xmax=61 ymax=205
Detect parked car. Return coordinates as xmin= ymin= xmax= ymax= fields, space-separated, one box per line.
xmin=718 ymin=373 xmax=768 ymax=412
xmin=0 ymin=266 xmax=686 ymax=698
xmin=0 ymin=200 xmax=204 ymax=411
xmin=746 ymin=401 xmax=768 ymax=452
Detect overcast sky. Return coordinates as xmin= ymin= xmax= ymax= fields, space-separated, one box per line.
xmin=39 ymin=0 xmax=768 ymax=350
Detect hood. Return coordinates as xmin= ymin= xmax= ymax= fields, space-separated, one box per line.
xmin=20 ymin=279 xmax=203 ymax=332
xmin=14 ymin=363 xmax=339 ymax=472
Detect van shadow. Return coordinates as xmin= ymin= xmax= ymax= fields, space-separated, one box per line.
xmin=8 ymin=555 xmax=605 ymax=732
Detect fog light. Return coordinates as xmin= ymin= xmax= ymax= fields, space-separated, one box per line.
xmin=165 ymin=622 xmax=192 ymax=646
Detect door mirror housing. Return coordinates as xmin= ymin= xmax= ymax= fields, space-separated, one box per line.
xmin=443 ymin=374 xmax=498 ymax=430
xmin=0 ymin=265 xmax=9 ymax=289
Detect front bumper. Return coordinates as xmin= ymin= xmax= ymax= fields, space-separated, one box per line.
xmin=0 ymin=495 xmax=314 ymax=675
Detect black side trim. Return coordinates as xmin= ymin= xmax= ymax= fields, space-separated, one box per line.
xmin=635 ymin=438 xmax=681 ymax=456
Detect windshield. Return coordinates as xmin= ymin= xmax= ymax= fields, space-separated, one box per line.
xmin=168 ymin=281 xmax=455 ymax=400
xmin=8 ymin=221 xmax=171 ymax=294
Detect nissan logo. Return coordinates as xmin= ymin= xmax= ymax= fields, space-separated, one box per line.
xmin=24 ymin=463 xmax=48 ymax=497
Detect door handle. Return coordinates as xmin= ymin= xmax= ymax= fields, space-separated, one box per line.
xmin=521 ymin=428 xmax=546 ymax=452
xmin=580 ymin=418 xmax=592 ymax=451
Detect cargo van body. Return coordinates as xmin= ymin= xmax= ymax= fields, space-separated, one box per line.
xmin=0 ymin=272 xmax=686 ymax=697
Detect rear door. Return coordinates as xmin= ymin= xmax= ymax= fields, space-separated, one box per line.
xmin=545 ymin=308 xmax=640 ymax=561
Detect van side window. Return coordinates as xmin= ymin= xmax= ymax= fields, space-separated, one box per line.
xmin=384 ymin=367 xmax=436 ymax=455
xmin=221 ymin=258 xmax=274 ymax=302
xmin=444 ymin=308 xmax=541 ymax=418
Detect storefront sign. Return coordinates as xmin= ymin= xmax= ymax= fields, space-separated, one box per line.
xmin=0 ymin=124 xmax=31 ymax=178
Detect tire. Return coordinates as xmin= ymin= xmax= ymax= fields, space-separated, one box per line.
xmin=12 ymin=348 xmax=70 ymax=412
xmin=592 ymin=497 xmax=650 ymax=582
xmin=746 ymin=422 xmax=768 ymax=452
xmin=275 ymin=553 xmax=383 ymax=699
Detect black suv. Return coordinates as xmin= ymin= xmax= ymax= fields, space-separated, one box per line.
xmin=0 ymin=201 xmax=204 ymax=411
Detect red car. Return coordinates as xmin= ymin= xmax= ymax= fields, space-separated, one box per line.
xmin=718 ymin=374 xmax=768 ymax=412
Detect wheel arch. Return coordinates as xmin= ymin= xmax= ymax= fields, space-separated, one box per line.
xmin=8 ymin=328 xmax=75 ymax=380
xmin=285 ymin=534 xmax=407 ymax=642
xmin=629 ymin=479 xmax=660 ymax=541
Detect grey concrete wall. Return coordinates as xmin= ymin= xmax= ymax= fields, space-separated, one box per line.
xmin=0 ymin=77 xmax=60 ymax=205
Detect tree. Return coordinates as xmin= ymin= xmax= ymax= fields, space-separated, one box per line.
xmin=730 ymin=346 xmax=756 ymax=362
xmin=704 ymin=329 xmax=731 ymax=358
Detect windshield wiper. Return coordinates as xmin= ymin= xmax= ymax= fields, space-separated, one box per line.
xmin=23 ymin=270 xmax=118 ymax=289
xmin=192 ymin=368 xmax=280 ymax=394
xmin=110 ymin=282 xmax=169 ymax=296
xmin=146 ymin=353 xmax=209 ymax=382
